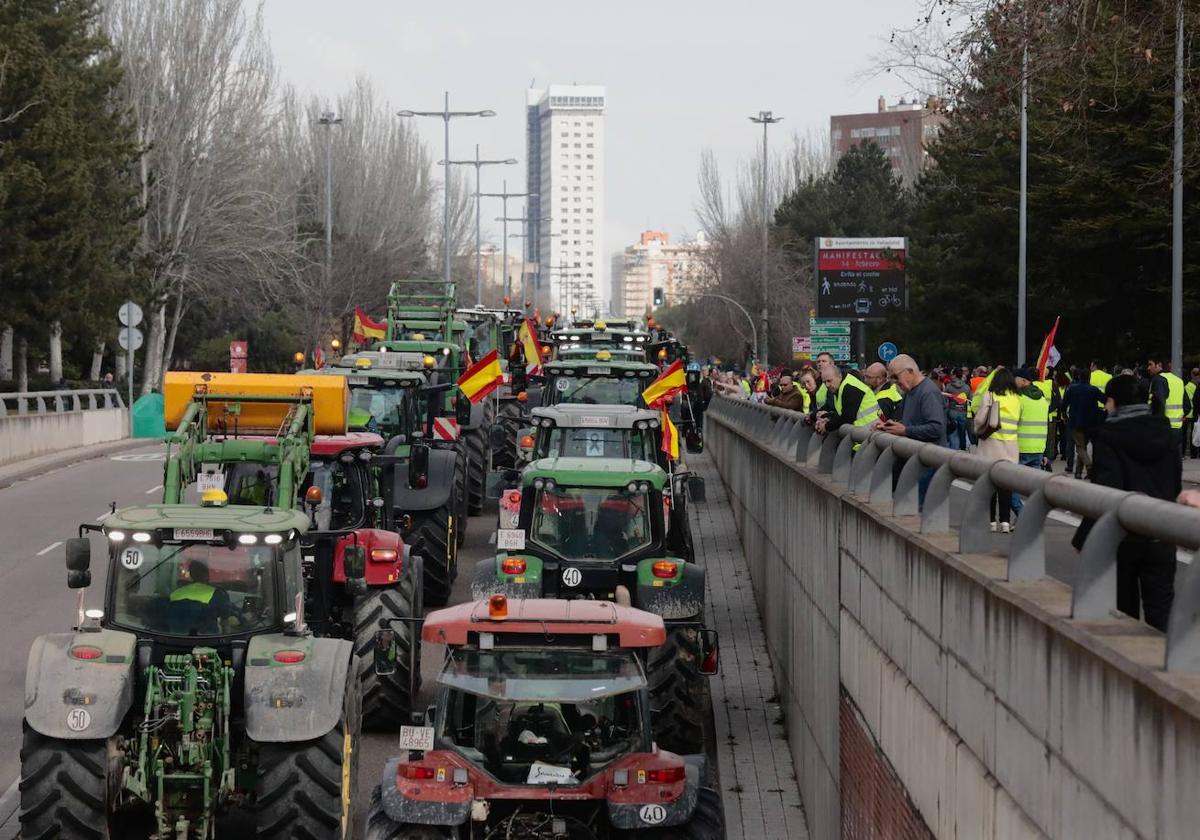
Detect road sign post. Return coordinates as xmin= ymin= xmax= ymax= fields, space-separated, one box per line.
xmin=118 ymin=302 xmax=143 ymax=438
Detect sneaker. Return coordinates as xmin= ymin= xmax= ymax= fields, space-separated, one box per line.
xmin=1000 ymin=522 xmax=1012 ymax=534
xmin=990 ymin=521 xmax=998 ymax=533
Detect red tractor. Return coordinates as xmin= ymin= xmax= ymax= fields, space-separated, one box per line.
xmin=367 ymin=595 xmax=722 ymax=839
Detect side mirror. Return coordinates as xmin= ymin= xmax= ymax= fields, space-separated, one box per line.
xmin=408 ymin=444 xmax=431 ymax=489
xmin=698 ymin=628 xmax=720 ymax=675
xmin=65 ymin=538 xmax=91 ymax=573
xmin=373 ymin=627 xmax=397 ymax=675
xmin=455 ymin=391 xmax=473 ymax=427
xmin=685 ymin=427 xmax=704 ymax=454
xmin=687 ymin=474 xmax=706 ymax=502
xmin=67 ymin=570 xmax=92 ymax=589
xmin=489 ymin=423 xmax=508 ymax=450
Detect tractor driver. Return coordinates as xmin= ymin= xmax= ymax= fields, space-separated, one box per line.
xmin=167 ymin=560 xmax=234 ymax=635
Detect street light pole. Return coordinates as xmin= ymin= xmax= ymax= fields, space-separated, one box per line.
xmin=480 ymin=184 xmax=536 ymax=301
xmin=503 ymin=215 xmax=551 ymax=314
xmin=398 ymin=93 xmax=496 ymax=290
xmin=318 ymin=112 xmax=343 ymax=295
xmin=749 ymin=110 xmax=782 ymax=366
xmin=691 ymin=292 xmax=758 ymax=371
xmin=442 ymin=146 xmax=517 ymax=305
xmin=1172 ymin=0 xmax=1185 ymax=374
xmin=1017 ymin=46 xmax=1029 ymax=365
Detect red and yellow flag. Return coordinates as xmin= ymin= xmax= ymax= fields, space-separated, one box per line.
xmin=660 ymin=408 xmax=679 ymax=460
xmin=1035 ymin=316 xmax=1060 ymax=380
xmin=353 ymin=307 xmax=386 ymax=343
xmin=457 ymin=349 xmax=503 ymax=404
xmin=518 ymin=318 xmax=544 ymax=375
xmin=641 ymin=359 xmax=687 ymax=408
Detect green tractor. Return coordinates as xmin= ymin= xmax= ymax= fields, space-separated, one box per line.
xmin=457 ymin=305 xmax=530 ymax=473
xmin=20 ymin=502 xmax=360 ymax=840
xmin=472 ymin=457 xmax=710 ymax=755
xmin=540 ymin=355 xmax=661 ymax=408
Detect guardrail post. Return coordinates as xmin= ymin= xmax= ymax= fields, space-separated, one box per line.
xmin=850 ymin=437 xmax=879 ymax=496
xmin=959 ymin=471 xmax=997 ymax=554
xmin=819 ymin=433 xmax=839 ymax=475
xmin=1071 ymin=510 xmax=1123 ymax=619
xmin=894 ymin=453 xmax=922 ymax=516
xmin=921 ymin=463 xmax=954 ymax=534
xmin=792 ymin=423 xmax=814 ymax=461
xmin=869 ymin=445 xmax=895 ymax=506
xmin=832 ymin=435 xmax=854 ymax=482
xmin=1008 ymin=487 xmax=1050 ymax=581
xmin=805 ymin=432 xmax=824 ymax=467
xmin=1167 ymin=558 xmax=1200 ymax=670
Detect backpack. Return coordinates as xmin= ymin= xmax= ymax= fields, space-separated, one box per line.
xmin=974 ymin=391 xmax=1001 ymax=440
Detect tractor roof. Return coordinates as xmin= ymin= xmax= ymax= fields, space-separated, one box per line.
xmin=311 ymin=432 xmax=384 ymax=457
xmin=322 ymin=355 xmax=425 ymax=382
xmin=424 ymin=598 xmax=666 ymax=648
xmin=102 ymin=504 xmax=310 ymax=535
xmin=531 ymin=404 xmax=658 ymax=429
xmin=544 ymin=359 xmax=658 ymax=375
xmin=372 ymin=340 xmax=459 ymax=355
xmin=522 ymin=457 xmax=666 ymax=489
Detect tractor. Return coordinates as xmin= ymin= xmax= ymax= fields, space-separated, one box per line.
xmin=472 ymin=458 xmax=710 ymax=755
xmin=159 ymin=372 xmax=423 ymax=729
xmin=20 ymin=499 xmax=360 ymax=839
xmin=366 ymin=595 xmax=723 ymax=840
xmin=457 ymin=305 xmax=532 ymax=474
xmin=540 ymin=355 xmax=660 ymax=409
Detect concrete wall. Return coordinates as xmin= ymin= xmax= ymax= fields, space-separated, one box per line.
xmin=708 ymin=402 xmax=1200 ymax=839
xmin=0 ymin=408 xmax=127 ymax=465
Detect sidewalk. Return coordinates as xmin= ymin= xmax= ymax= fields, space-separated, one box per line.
xmin=0 ymin=437 xmax=153 ymax=489
xmin=689 ymin=450 xmax=810 ymax=840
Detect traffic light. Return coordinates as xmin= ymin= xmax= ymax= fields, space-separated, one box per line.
xmin=653 ymin=287 xmax=665 ymax=307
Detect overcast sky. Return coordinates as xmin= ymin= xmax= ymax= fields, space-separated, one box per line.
xmin=261 ymin=0 xmax=921 ymax=300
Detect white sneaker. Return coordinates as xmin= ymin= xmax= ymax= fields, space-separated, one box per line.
xmin=990 ymin=521 xmax=998 ymax=533
xmin=1000 ymin=522 xmax=1011 ymax=534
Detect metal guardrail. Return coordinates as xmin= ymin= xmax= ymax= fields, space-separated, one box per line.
xmin=708 ymin=395 xmax=1200 ymax=672
xmin=0 ymin=389 xmax=126 ymax=418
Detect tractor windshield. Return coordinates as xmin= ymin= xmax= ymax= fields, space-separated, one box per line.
xmin=550 ymin=374 xmax=643 ymax=407
xmin=544 ymin=427 xmax=655 ymax=461
xmin=112 ymin=541 xmax=282 ymax=637
xmin=347 ymin=386 xmax=404 ymax=434
xmin=530 ymin=485 xmax=652 ymax=560
xmin=300 ymin=460 xmax=364 ymax=531
xmin=438 ymin=650 xmax=645 ymax=784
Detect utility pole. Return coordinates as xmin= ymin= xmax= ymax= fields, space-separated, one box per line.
xmin=442 ymin=146 xmax=517 ymax=305
xmin=1017 ymin=45 xmax=1029 ymax=365
xmin=480 ymin=182 xmax=536 ymax=301
xmin=399 ymin=93 xmax=496 ymax=290
xmin=1172 ymin=0 xmax=1185 ymax=374
xmin=318 ymin=112 xmax=343 ymax=293
xmin=503 ymin=216 xmax=551 ymax=314
xmin=749 ymin=110 xmax=782 ymax=366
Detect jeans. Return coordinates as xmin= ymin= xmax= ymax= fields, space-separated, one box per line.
xmin=917 ymin=466 xmax=935 ymax=510
xmin=947 ymin=414 xmax=968 ymax=451
xmin=1011 ymin=453 xmax=1042 ymax=514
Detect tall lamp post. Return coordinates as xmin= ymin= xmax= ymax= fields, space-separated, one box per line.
xmin=749 ymin=110 xmax=782 ymax=366
xmin=398 ymin=92 xmax=496 ymax=289
xmin=317 ymin=112 xmax=343 ymax=293
xmin=1172 ymin=0 xmax=1185 ymax=374
xmin=480 ymin=182 xmax=536 ymax=300
xmin=691 ymin=292 xmax=758 ymax=371
xmin=442 ymin=145 xmax=517 ymax=305
xmin=503 ymin=216 xmax=551 ymax=314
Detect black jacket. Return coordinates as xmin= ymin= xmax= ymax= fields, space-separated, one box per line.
xmin=1072 ymin=411 xmax=1182 ymax=549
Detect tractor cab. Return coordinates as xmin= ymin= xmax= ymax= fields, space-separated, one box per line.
xmin=541 ymin=357 xmax=660 ymax=408
xmin=549 ymin=320 xmax=651 ymax=362
xmin=557 ymin=346 xmax=644 ymax=363
xmin=527 ymin=404 xmax=665 ymax=467
xmin=312 ymin=354 xmax=426 ymax=440
xmin=367 ymin=596 xmax=722 ymax=839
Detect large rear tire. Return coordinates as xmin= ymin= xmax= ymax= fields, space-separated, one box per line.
xmin=641 ymin=787 xmax=723 ymax=840
xmin=354 ymin=557 xmax=422 ymax=731
xmin=465 ymin=401 xmax=493 ymax=516
xmin=18 ymin=726 xmax=110 ymax=840
xmin=646 ymin=625 xmax=706 ymax=756
xmin=491 ymin=399 xmax=523 ymax=469
xmin=410 ymin=507 xmax=456 ymax=607
xmin=452 ymin=449 xmax=468 ymax=547
xmin=365 ymin=786 xmax=454 ymax=840
xmin=254 ymin=663 xmax=360 ymax=840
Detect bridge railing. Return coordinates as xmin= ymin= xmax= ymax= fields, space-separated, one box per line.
xmin=708 ymin=395 xmax=1200 ymax=672
xmin=0 ymin=389 xmax=126 ymax=418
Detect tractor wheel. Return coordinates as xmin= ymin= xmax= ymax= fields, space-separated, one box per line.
xmin=18 ymin=725 xmax=111 ymax=839
xmin=365 ymin=786 xmax=454 ymax=840
xmin=646 ymin=625 xmax=707 ymax=756
xmin=354 ymin=557 xmax=422 ymax=731
xmin=641 ymin=787 xmax=724 ymax=840
xmin=255 ymin=662 xmax=361 ymax=840
xmin=492 ymin=400 xmax=523 ymax=469
xmin=452 ymin=448 xmax=468 ymax=548
xmin=465 ymin=428 xmax=488 ymax=516
xmin=409 ymin=507 xmax=456 ymax=607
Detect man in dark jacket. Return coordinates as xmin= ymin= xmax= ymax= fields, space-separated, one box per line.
xmin=1072 ymin=375 xmax=1181 ymax=632
xmin=765 ymin=374 xmax=808 ymax=412
xmin=1062 ymin=366 xmax=1105 ymax=479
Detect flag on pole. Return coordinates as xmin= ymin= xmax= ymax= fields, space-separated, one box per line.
xmin=312 ymin=346 xmax=325 ymax=369
xmin=518 ymin=318 xmax=544 ymax=375
xmin=1035 ymin=316 xmax=1061 ymax=380
xmin=457 ymin=349 xmax=503 ymax=403
xmin=660 ymin=408 xmax=680 ymax=460
xmin=353 ymin=307 xmax=386 ymax=343
xmin=641 ymin=359 xmax=687 ymax=408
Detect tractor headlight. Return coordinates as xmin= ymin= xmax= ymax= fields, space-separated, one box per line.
xmin=237 ymin=534 xmax=258 ymax=545
xmin=131 ymin=532 xmax=152 ymax=543
xmin=534 ymin=478 xmax=545 ymax=490
xmin=626 ymin=481 xmax=639 ymax=493
xmin=107 ymin=530 xmax=126 ymax=542
xmin=264 ymin=534 xmax=284 ymax=545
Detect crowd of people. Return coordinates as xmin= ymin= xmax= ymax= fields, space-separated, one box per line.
xmin=701 ymin=352 xmax=1200 ymax=632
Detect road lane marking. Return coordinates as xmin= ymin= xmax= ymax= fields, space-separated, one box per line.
xmin=35 ymin=541 xmax=62 ymax=557
xmin=145 ymin=484 xmax=163 ymax=495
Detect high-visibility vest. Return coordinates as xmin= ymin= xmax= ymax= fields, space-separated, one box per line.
xmin=816 ymin=383 xmax=829 ymax=408
xmin=835 ymin=376 xmax=880 ymax=428
xmin=1035 ymin=379 xmax=1055 ymax=420
xmin=993 ymin=392 xmax=1021 ymax=443
xmin=969 ymin=371 xmax=996 ymax=418
xmin=1160 ymin=371 xmax=1185 ymax=430
xmin=1186 ymin=381 xmax=1197 ymax=418
xmin=1016 ymin=391 xmax=1049 ymax=455
xmin=877 ymin=384 xmax=903 ymax=406
xmin=1090 ymin=369 xmax=1111 ymax=391
xmin=170 ymin=582 xmax=216 ymax=605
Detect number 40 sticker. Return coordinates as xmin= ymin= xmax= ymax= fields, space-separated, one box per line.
xmin=639 ymin=804 xmax=668 ymax=825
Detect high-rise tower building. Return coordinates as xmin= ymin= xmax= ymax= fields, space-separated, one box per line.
xmin=526 ymin=84 xmax=606 ymax=317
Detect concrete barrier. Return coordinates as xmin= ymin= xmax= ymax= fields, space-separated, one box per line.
xmin=707 ymin=396 xmax=1200 ymax=839
xmin=0 ymin=407 xmax=128 ymax=465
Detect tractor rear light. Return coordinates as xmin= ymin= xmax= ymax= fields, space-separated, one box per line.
xmin=517 ymin=391 xmax=528 ymax=402
xmin=400 ymin=765 xmax=436 ymax=780
xmin=500 ymin=557 xmax=526 ymax=575
xmin=519 ymin=435 xmax=534 ymax=449
xmin=273 ymin=650 xmax=306 ymax=664
xmin=702 ymin=644 xmax=720 ymax=675
xmin=370 ymin=548 xmax=399 ymax=563
xmin=70 ymin=646 xmax=103 ymax=660
xmin=646 ymin=766 xmax=686 ymax=783
xmin=504 ymin=490 xmax=522 ymax=506
xmin=413 ymin=474 xmax=428 ymax=489
xmin=652 ymin=561 xmax=678 ymax=579
xmin=488 ymin=594 xmax=509 ymax=620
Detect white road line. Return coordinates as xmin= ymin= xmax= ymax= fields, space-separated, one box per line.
xmin=35 ymin=541 xmax=62 ymax=557
xmin=145 ymin=484 xmax=163 ymax=495
xmin=0 ymin=775 xmax=20 ymax=828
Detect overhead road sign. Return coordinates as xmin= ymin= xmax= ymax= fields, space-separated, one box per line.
xmin=815 ymin=237 xmax=906 ymax=320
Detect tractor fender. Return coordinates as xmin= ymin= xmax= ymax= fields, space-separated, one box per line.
xmin=244 ymin=634 xmax=353 ymax=742
xmin=392 ymin=447 xmax=459 ymax=512
xmin=24 ymin=630 xmax=137 ymax=739
xmin=636 ymin=562 xmax=705 ymax=620
xmin=333 ymin=528 xmax=409 ymax=586
xmin=469 ymin=556 xmax=542 ymax=601
xmin=379 ymin=757 xmax=471 ymax=826
xmin=607 ymin=757 xmax=701 ymax=830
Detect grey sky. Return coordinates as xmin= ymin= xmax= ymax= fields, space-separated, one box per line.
xmin=262 ymin=0 xmax=919 ymax=299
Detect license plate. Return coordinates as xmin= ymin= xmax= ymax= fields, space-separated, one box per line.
xmin=579 ymin=415 xmax=611 ymax=427
xmin=398 ymin=725 xmax=435 ymax=752
xmin=586 ymin=367 xmax=611 ymax=376
xmin=174 ymin=528 xmax=215 ymax=541
xmin=196 ymin=472 xmax=224 ymax=493
xmin=348 ymin=376 xmax=369 ymax=386
xmin=497 ymin=529 xmax=526 ymax=550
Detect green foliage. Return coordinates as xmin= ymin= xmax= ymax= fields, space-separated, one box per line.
xmin=183 ymin=309 xmax=305 ymax=374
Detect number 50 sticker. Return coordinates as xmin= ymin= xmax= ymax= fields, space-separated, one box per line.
xmin=121 ymin=547 xmax=145 ymax=570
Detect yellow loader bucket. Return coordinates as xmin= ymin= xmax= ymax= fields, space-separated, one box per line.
xmin=164 ymin=372 xmax=349 ymax=435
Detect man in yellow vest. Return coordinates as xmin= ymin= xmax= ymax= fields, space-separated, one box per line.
xmin=815 ymin=364 xmax=879 ymax=446
xmin=1186 ymin=368 xmax=1200 ymax=458
xmin=1146 ymin=354 xmax=1186 ymax=455
xmin=168 ymin=560 xmax=233 ymax=635
xmin=1011 ymin=368 xmax=1049 ymax=515
xmin=863 ymin=362 xmax=902 ymax=420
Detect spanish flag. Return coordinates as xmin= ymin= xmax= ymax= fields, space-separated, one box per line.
xmin=660 ymin=407 xmax=679 ymax=460
xmin=457 ymin=349 xmax=503 ymax=403
xmin=1035 ymin=316 xmax=1060 ymax=381
xmin=518 ymin=318 xmax=544 ymax=375
xmin=641 ymin=359 xmax=687 ymax=408
xmin=353 ymin=307 xmax=386 ymax=343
